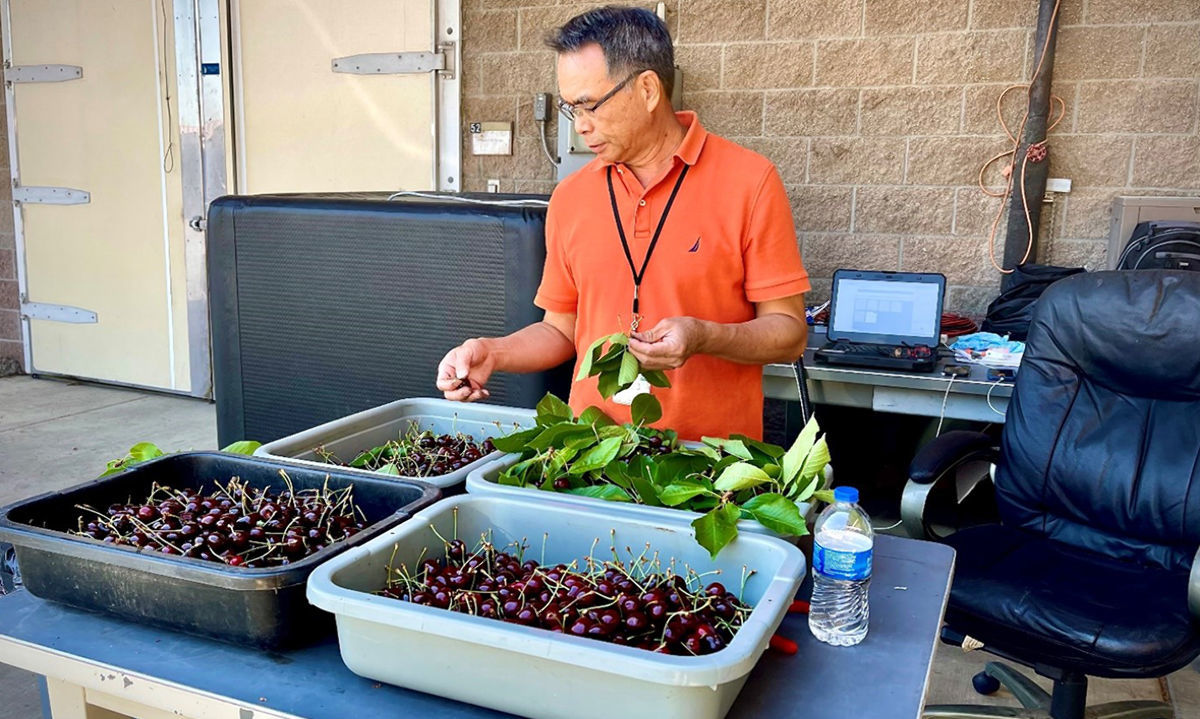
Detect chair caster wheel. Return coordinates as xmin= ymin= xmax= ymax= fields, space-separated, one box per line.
xmin=972 ymin=670 xmax=1001 ymax=695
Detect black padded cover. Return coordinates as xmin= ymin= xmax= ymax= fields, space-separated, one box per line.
xmin=207 ymin=192 xmax=569 ymax=446
xmin=996 ymin=270 xmax=1200 ymax=572
xmin=943 ymin=271 xmax=1200 ymax=678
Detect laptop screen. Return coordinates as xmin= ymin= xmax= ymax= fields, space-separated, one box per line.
xmin=827 ymin=270 xmax=946 ymax=346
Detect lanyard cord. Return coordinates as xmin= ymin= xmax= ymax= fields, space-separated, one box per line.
xmin=606 ymin=163 xmax=690 ymax=316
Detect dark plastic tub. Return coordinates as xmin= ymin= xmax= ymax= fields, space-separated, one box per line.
xmin=0 ymin=452 xmax=439 ymax=648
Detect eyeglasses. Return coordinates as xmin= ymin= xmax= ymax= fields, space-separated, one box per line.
xmin=557 ymin=71 xmax=644 ymax=122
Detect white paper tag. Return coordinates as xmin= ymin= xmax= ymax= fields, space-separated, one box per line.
xmin=612 ymin=374 xmax=651 ymax=406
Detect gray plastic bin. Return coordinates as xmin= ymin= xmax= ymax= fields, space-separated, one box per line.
xmin=466 ymin=454 xmax=815 ymax=541
xmin=255 ymin=398 xmax=535 ymax=490
xmin=306 ymin=495 xmax=805 ymax=719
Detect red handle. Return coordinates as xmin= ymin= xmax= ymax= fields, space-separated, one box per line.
xmin=789 ymin=599 xmax=810 ymax=614
xmin=769 ymin=634 xmax=799 ymax=655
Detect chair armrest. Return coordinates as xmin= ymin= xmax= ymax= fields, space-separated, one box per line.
xmin=1190 ymin=546 xmax=1200 ymax=622
xmin=909 ymin=430 xmax=996 ymax=484
xmin=901 ymin=431 xmax=999 ymax=540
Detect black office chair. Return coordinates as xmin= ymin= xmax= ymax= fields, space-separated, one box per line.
xmin=901 ymin=271 xmax=1200 ymax=719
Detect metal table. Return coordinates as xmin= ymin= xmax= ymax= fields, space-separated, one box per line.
xmin=764 ymin=329 xmax=1013 ymax=423
xmin=0 ymin=534 xmax=953 ymax=719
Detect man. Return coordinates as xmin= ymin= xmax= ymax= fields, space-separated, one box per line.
xmin=436 ymin=5 xmax=809 ymax=440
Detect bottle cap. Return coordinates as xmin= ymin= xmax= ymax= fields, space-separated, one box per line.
xmin=834 ymin=486 xmax=859 ymax=504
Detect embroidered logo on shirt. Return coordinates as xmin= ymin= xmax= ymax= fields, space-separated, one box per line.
xmin=688 ymin=236 xmax=701 ymax=253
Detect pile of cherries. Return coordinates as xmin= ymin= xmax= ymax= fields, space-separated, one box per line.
xmin=72 ymin=476 xmax=368 ymax=567
xmin=318 ymin=429 xmax=495 ymax=477
xmin=379 ymin=536 xmax=751 ymax=655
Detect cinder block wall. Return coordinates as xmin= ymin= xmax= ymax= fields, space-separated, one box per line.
xmin=461 ymin=0 xmax=1200 ymax=315
xmin=0 ymin=56 xmax=17 ymax=370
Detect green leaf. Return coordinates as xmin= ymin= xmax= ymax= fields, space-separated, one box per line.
xmin=608 ymin=332 xmax=629 ymax=346
xmin=501 ymin=456 xmax=543 ymax=485
xmin=575 ymin=335 xmax=610 ymax=380
xmin=713 ymin=462 xmax=772 ymax=492
xmin=595 ymin=344 xmax=626 ymax=368
xmin=98 ymin=460 xmax=126 ymax=477
xmin=742 ymin=493 xmax=809 ymax=536
xmin=642 ymin=369 xmax=671 ymax=388
xmin=692 ymin=503 xmax=741 ymax=558
xmin=627 ymin=454 xmax=656 ymax=483
xmin=566 ymin=485 xmax=632 ymax=502
xmin=497 ymin=470 xmax=524 ymax=486
xmin=596 ymin=371 xmax=622 ymax=399
xmin=701 ymin=437 xmax=754 ymax=461
xmin=376 ymin=463 xmax=401 ymax=476
xmin=580 ymin=406 xmax=615 ymax=427
xmin=536 ymin=393 xmax=573 ymax=424
xmin=490 ymin=428 xmax=541 ymax=453
xmin=597 ymin=424 xmax=629 ymax=440
xmin=527 ymin=423 xmax=594 ymax=451
xmin=603 ymin=460 xmax=634 ymax=489
xmin=128 ymin=442 xmax=165 ymax=463
xmin=812 ymin=489 xmax=836 ymax=505
xmin=781 ymin=417 xmax=821 ymax=486
xmin=659 ymin=479 xmax=716 ymax=506
xmin=630 ymin=393 xmax=663 ymax=426
xmin=630 ymin=473 xmax=663 ymax=507
xmin=794 ymin=472 xmax=821 ymax=502
xmin=685 ymin=443 xmax=721 ymax=461
xmin=547 ymin=446 xmax=579 ymax=476
xmin=798 ymin=437 xmax=831 ymax=486
xmin=221 ymin=440 xmax=261 ymax=456
xmin=569 ymin=436 xmax=622 ymax=474
xmin=654 ymin=454 xmax=711 ymax=485
xmin=618 ymin=350 xmax=640 ymax=387
xmin=732 ymin=435 xmax=786 ymax=460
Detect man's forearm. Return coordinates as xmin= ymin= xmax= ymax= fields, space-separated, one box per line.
xmin=478 ymin=322 xmax=576 ymax=373
xmin=698 ymin=313 xmax=808 ymax=365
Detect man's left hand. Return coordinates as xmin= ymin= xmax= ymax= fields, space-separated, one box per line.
xmin=628 ymin=316 xmax=709 ymax=370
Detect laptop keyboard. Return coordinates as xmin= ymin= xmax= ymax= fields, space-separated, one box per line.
xmin=824 ymin=341 xmax=896 ymax=356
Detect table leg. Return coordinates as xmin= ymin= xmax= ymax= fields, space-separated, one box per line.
xmin=43 ymin=678 xmax=127 ymax=719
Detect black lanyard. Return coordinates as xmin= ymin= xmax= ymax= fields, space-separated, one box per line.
xmin=606 ymin=163 xmax=690 ymax=317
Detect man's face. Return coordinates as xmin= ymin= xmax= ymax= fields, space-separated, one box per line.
xmin=556 ymin=44 xmax=651 ymax=165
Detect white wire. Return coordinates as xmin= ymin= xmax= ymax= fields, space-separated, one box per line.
xmin=385 ymin=191 xmax=549 ymax=207
xmin=539 ymin=120 xmax=560 ymax=168
xmin=986 ymin=378 xmax=1008 ymax=416
xmin=872 ymin=518 xmax=904 ymax=532
xmin=935 ymin=373 xmax=955 ymax=437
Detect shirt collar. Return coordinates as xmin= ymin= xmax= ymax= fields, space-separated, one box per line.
xmin=589 ymin=111 xmax=709 ymax=172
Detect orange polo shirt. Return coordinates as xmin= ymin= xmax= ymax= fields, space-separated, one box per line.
xmin=534 ymin=112 xmax=810 ymax=440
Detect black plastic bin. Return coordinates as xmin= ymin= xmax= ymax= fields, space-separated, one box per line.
xmin=0 ymin=452 xmax=439 ymax=648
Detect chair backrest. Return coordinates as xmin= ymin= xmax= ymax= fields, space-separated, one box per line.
xmin=996 ymin=270 xmax=1200 ymax=572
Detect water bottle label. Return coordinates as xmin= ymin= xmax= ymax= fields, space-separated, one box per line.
xmin=813 ymin=543 xmax=872 ymax=581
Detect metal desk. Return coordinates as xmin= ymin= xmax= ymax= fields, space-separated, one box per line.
xmin=0 ymin=535 xmax=953 ymax=719
xmin=764 ymin=329 xmax=1013 ymax=423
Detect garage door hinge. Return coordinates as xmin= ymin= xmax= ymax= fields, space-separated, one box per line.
xmin=331 ymin=42 xmax=455 ymax=79
xmin=12 ymin=186 xmax=90 ymax=205
xmin=20 ymin=301 xmax=98 ymax=324
xmin=5 ymin=64 xmax=82 ymax=84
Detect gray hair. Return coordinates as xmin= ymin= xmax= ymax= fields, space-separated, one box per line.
xmin=545 ymin=5 xmax=675 ymax=100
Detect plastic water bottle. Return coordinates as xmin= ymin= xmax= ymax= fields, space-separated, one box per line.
xmin=809 ymin=486 xmax=873 ymax=646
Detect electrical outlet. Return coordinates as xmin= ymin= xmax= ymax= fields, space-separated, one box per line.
xmin=1046 ymin=177 xmax=1072 ymax=193
xmin=533 ymin=93 xmax=551 ymax=123
xmin=486 ymin=179 xmax=500 ymax=193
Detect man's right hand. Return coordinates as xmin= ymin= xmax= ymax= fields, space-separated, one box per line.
xmin=436 ymin=338 xmax=496 ymax=402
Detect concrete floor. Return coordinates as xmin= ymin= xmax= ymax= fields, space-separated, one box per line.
xmin=0 ymin=376 xmax=217 ymax=719
xmin=0 ymin=375 xmax=1197 ymax=718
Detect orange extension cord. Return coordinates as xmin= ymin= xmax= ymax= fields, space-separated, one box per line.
xmin=980 ymin=0 xmax=1066 ymax=274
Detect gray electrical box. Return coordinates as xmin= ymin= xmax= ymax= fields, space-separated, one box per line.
xmin=1107 ymin=196 xmax=1200 ymax=268
xmin=556 ymin=67 xmax=684 ymax=182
